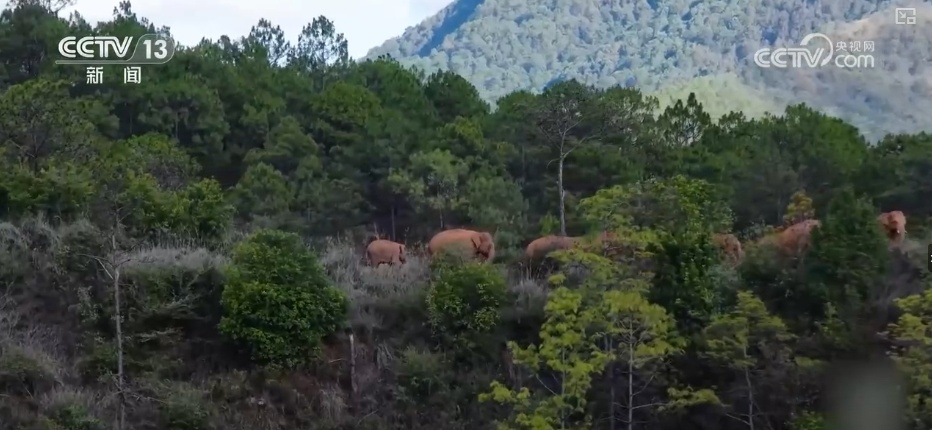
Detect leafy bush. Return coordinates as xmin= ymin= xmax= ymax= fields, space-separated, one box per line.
xmin=160 ymin=389 xmax=210 ymax=430
xmin=787 ymin=411 xmax=827 ymax=430
xmin=42 ymin=404 xmax=104 ymax=430
xmin=395 ymin=346 xmax=450 ymax=401
xmin=426 ymin=262 xmax=507 ymax=348
xmin=219 ymin=229 xmax=348 ymax=367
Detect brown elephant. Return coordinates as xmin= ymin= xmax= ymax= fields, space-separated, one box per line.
xmin=366 ymin=239 xmax=407 ymax=267
xmin=428 ymin=229 xmax=495 ymax=262
xmin=525 ymin=235 xmax=581 ymax=261
xmin=712 ymin=233 xmax=744 ymax=265
xmin=877 ymin=211 xmax=907 ymax=243
xmin=525 ymin=231 xmax=618 ymax=264
xmin=765 ymin=219 xmax=821 ymax=256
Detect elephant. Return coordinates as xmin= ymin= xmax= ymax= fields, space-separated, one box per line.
xmin=765 ymin=219 xmax=821 ymax=256
xmin=525 ymin=235 xmax=581 ymax=261
xmin=428 ymin=229 xmax=495 ymax=263
xmin=366 ymin=239 xmax=407 ymax=267
xmin=525 ymin=231 xmax=616 ymax=261
xmin=712 ymin=233 xmax=744 ymax=265
xmin=877 ymin=211 xmax=907 ymax=243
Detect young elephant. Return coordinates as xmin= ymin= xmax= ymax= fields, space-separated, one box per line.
xmin=428 ymin=229 xmax=495 ymax=263
xmin=877 ymin=211 xmax=907 ymax=243
xmin=366 ymin=239 xmax=407 ymax=267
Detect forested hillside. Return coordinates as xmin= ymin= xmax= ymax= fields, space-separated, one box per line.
xmin=367 ymin=0 xmax=932 ymax=140
xmin=3 ymin=1 xmax=932 ymax=430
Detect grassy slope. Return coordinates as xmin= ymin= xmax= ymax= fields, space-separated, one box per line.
xmin=650 ymin=73 xmax=785 ymax=120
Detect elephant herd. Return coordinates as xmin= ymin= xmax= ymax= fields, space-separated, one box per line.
xmin=363 ymin=211 xmax=907 ymax=268
xmin=365 ymin=228 xmax=495 ymax=267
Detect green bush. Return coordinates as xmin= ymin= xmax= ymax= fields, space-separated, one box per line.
xmin=426 ymin=262 xmax=507 ymax=348
xmin=396 ymin=347 xmax=450 ymax=401
xmin=160 ymin=397 xmax=209 ymax=430
xmin=219 ymin=229 xmax=348 ymax=367
xmin=787 ymin=411 xmax=827 ymax=430
xmin=43 ymin=404 xmax=104 ymax=430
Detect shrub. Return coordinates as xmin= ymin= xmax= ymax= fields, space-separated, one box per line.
xmin=787 ymin=411 xmax=826 ymax=430
xmin=41 ymin=404 xmax=104 ymax=430
xmin=159 ymin=387 xmax=210 ymax=430
xmin=219 ymin=229 xmax=348 ymax=367
xmin=426 ymin=262 xmax=507 ymax=349
xmin=0 ymin=345 xmax=60 ymax=397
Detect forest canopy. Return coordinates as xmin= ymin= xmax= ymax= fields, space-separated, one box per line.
xmin=1 ymin=2 xmax=931 ymax=430
xmin=367 ymin=0 xmax=932 ymax=141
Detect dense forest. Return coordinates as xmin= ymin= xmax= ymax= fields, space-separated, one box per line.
xmin=367 ymin=0 xmax=932 ymax=140
xmin=2 ymin=1 xmax=932 ymax=430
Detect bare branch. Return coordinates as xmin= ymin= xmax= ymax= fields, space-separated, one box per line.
xmin=630 ymin=401 xmax=666 ymax=411
xmin=536 ymin=374 xmax=558 ymax=396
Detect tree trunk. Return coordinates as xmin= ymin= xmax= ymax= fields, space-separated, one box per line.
xmin=349 ymin=331 xmax=358 ymax=411
xmin=606 ymin=337 xmax=617 ymax=430
xmin=627 ymin=343 xmax=634 ymax=430
xmin=609 ymin=365 xmax=617 ymax=430
xmin=558 ymin=156 xmax=567 ymax=236
xmin=113 ymin=260 xmax=125 ymax=430
xmin=745 ymin=365 xmax=754 ymax=430
xmin=390 ymin=204 xmax=397 ymax=240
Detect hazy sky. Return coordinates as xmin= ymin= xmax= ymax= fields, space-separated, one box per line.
xmin=60 ymin=0 xmax=452 ymax=58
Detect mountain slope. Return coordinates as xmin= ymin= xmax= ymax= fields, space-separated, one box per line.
xmin=366 ymin=0 xmax=932 ymax=139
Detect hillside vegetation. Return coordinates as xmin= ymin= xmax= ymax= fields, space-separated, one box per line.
xmin=367 ymin=0 xmax=932 ymax=140
xmin=3 ymin=2 xmax=932 ymax=430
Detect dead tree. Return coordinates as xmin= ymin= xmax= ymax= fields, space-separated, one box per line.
xmin=534 ymin=81 xmax=631 ymax=236
xmin=80 ymin=232 xmax=133 ymax=430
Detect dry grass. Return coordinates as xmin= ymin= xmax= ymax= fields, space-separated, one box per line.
xmin=504 ymin=273 xmax=549 ymax=320
xmin=36 ymin=386 xmax=110 ymax=422
xmin=122 ymin=244 xmax=229 ymax=277
xmin=0 ymin=293 xmax=68 ymax=388
xmin=319 ymin=238 xmax=432 ymax=332
xmin=0 ymin=286 xmax=110 ymax=425
xmin=318 ymin=238 xmax=554 ymax=331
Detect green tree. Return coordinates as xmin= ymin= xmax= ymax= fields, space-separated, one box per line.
xmin=480 ymin=287 xmax=611 ymax=430
xmin=701 ymin=292 xmax=810 ymax=430
xmin=803 ymin=188 xmax=889 ymax=332
xmin=424 ymin=70 xmax=490 ymax=123
xmin=580 ymin=176 xmax=733 ymax=331
xmin=782 ymin=190 xmax=815 ymax=227
xmin=532 ymin=81 xmax=606 ymax=236
xmin=885 ymin=289 xmax=932 ymax=428
xmin=595 ymin=290 xmax=703 ymax=430
xmin=218 ymin=229 xmax=347 ymax=367
xmin=426 ymin=262 xmax=507 ymax=352
xmin=229 ymin=162 xmax=294 ymax=222
xmin=388 ymin=149 xmax=468 ymax=228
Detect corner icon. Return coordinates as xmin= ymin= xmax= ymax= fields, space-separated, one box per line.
xmin=895 ymin=8 xmax=916 ymax=25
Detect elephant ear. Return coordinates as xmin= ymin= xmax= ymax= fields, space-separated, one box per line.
xmin=471 ymin=235 xmax=482 ymax=249
xmin=878 ymin=213 xmax=890 ymax=226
